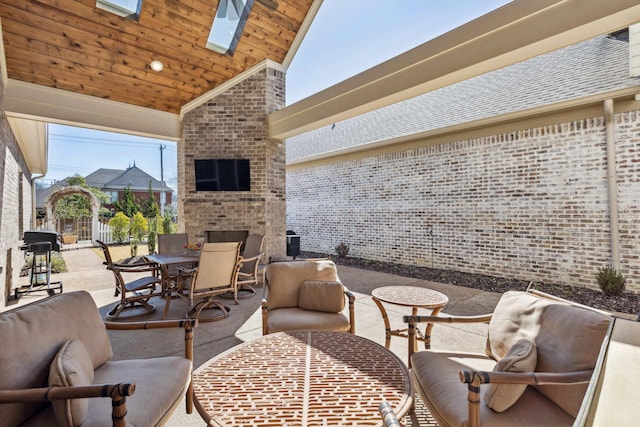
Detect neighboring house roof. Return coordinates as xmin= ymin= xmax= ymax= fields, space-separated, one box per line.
xmin=286 ymin=33 xmax=640 ymax=163
xmin=86 ymin=166 xmax=167 ymax=191
xmin=36 ymin=166 xmax=172 ymax=209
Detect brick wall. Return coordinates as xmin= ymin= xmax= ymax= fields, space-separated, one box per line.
xmin=180 ymin=66 xmax=286 ymax=260
xmin=287 ymin=111 xmax=640 ymax=292
xmin=0 ymin=76 xmax=33 ymax=306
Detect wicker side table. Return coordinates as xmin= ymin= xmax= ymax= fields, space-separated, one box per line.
xmin=193 ymin=331 xmax=414 ymax=426
xmin=372 ymin=286 xmax=449 ymax=351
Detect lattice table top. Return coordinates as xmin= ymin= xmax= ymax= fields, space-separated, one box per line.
xmin=193 ymin=331 xmax=414 ymax=426
xmin=372 ymin=286 xmax=449 ymax=308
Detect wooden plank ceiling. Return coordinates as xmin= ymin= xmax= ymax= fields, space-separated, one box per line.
xmin=0 ymin=0 xmax=314 ymax=114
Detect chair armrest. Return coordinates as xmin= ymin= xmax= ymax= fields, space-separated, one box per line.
xmin=403 ymin=313 xmax=493 ymax=325
xmin=239 ymin=253 xmax=263 ymax=264
xmin=0 ymin=382 xmax=135 ymax=403
xmin=176 ymin=265 xmax=197 ymax=275
xmin=111 ymin=263 xmax=159 ymax=274
xmin=458 ymin=369 xmax=594 ymax=427
xmin=0 ymin=383 xmax=134 ymax=427
xmin=344 ymin=288 xmax=356 ymax=334
xmin=404 ymin=314 xmax=493 ymax=361
xmin=379 ymin=401 xmax=401 ymax=427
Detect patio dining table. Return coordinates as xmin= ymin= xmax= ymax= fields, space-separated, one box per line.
xmin=145 ymin=253 xmax=199 ymax=319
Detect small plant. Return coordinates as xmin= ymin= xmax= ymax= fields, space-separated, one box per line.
xmin=109 ymin=212 xmax=130 ymax=244
xmin=596 ymin=266 xmax=625 ymax=296
xmin=184 ymin=241 xmax=203 ymax=251
xmin=335 ymin=242 xmax=350 ymax=258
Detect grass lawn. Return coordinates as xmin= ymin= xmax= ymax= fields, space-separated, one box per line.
xmin=91 ymin=244 xmax=150 ymax=263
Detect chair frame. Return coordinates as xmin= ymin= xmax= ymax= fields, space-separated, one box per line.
xmin=236 ymin=234 xmax=266 ymax=298
xmin=97 ymin=240 xmax=162 ymax=320
xmin=401 ymin=288 xmax=606 ymax=427
xmin=176 ymin=242 xmax=242 ymax=322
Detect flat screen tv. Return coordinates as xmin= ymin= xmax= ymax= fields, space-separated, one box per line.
xmin=194 ymin=159 xmax=251 ymax=191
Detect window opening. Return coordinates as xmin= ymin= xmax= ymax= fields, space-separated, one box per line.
xmin=96 ymin=0 xmax=142 ymax=20
xmin=207 ymin=0 xmax=255 ymax=56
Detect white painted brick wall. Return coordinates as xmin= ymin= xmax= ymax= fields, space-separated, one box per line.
xmin=287 ymin=112 xmax=640 ymax=292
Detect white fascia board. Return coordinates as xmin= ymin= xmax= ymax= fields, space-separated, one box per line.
xmin=281 ymin=0 xmax=323 ymax=70
xmin=8 ymin=117 xmax=48 ymax=175
xmin=270 ymin=0 xmax=640 ymax=139
xmin=4 ymin=80 xmax=181 ymax=141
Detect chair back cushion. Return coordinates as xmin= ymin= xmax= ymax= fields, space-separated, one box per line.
xmin=298 ymin=280 xmax=345 ymax=313
xmin=195 ymin=242 xmax=241 ymax=290
xmin=158 ymin=233 xmax=189 ymax=255
xmin=265 ymin=260 xmax=338 ymax=309
xmin=486 ymin=291 xmax=611 ymax=417
xmin=0 ymin=291 xmax=112 ymax=426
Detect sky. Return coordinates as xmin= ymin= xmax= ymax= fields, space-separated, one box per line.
xmin=45 ymin=0 xmax=512 ymax=190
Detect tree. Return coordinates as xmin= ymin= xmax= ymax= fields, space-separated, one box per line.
xmin=109 ymin=212 xmax=130 ymax=244
xmin=130 ymin=212 xmax=148 ymax=257
xmin=114 ymin=185 xmax=140 ymax=218
xmin=142 ymin=182 xmax=160 ymax=253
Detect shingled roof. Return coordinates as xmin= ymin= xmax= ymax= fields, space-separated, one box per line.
xmin=85 ymin=166 xmax=166 ymax=191
xmin=286 ymin=33 xmax=639 ymax=163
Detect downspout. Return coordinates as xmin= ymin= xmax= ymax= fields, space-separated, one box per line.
xmin=31 ymin=174 xmax=45 ymax=230
xmin=604 ymin=99 xmax=620 ymax=270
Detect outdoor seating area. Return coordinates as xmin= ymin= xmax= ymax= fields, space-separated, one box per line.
xmin=4 ymin=245 xmax=639 ymax=426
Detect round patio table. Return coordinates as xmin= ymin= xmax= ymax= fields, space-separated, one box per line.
xmin=372 ymin=286 xmax=448 ymax=350
xmin=193 ymin=330 xmax=414 ymax=426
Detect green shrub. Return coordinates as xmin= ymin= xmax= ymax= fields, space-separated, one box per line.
xmin=130 ymin=212 xmax=148 ymax=257
xmin=335 ymin=242 xmax=350 ymax=258
xmin=110 ymin=212 xmax=130 ymax=244
xmin=596 ymin=266 xmax=625 ymax=296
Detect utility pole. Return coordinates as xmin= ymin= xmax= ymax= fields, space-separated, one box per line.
xmin=159 ymin=144 xmax=166 ymax=215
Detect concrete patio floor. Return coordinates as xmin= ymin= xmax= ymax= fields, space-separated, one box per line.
xmin=8 ymin=246 xmax=502 ymax=426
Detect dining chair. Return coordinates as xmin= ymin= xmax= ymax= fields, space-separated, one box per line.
xmin=157 ymin=233 xmax=190 ymax=288
xmin=96 ymin=240 xmax=162 ymax=320
xmin=176 ymin=242 xmax=242 ymax=322
xmin=236 ymin=234 xmax=265 ymax=297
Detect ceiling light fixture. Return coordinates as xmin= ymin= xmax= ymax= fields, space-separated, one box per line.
xmin=150 ymin=60 xmax=164 ymax=72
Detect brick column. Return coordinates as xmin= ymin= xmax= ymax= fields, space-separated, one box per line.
xmin=179 ymin=65 xmax=286 ymax=260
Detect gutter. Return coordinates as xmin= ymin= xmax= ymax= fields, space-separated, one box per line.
xmin=604 ymin=99 xmax=621 ymax=270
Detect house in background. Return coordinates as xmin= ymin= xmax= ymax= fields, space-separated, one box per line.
xmin=85 ymin=165 xmax=173 ymax=210
xmin=36 ymin=165 xmax=174 ymax=218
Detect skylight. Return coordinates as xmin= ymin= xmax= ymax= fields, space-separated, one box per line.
xmin=96 ymin=0 xmax=142 ymax=20
xmin=207 ymin=0 xmax=255 ymax=56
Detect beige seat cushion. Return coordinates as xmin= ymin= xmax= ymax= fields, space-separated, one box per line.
xmin=267 ymin=307 xmax=351 ymax=333
xmin=411 ymin=350 xmax=574 ymax=427
xmin=298 ymin=280 xmax=345 ymax=313
xmin=82 ymin=357 xmax=192 ymax=427
xmin=49 ymin=339 xmax=95 ymax=427
xmin=484 ymin=339 xmax=537 ymax=412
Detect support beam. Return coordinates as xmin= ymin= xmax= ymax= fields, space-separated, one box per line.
xmin=270 ymin=0 xmax=640 ymax=139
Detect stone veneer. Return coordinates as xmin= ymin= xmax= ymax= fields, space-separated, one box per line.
xmin=179 ymin=66 xmax=286 ymax=261
xmin=287 ymin=111 xmax=640 ymax=293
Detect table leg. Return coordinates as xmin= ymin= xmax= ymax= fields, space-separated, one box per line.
xmin=160 ymin=265 xmax=172 ymax=319
xmin=373 ymin=297 xmax=392 ymax=349
xmin=423 ymin=305 xmax=443 ymax=349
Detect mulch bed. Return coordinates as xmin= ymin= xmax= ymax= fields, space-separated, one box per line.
xmin=301 ymin=252 xmax=640 ymax=316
